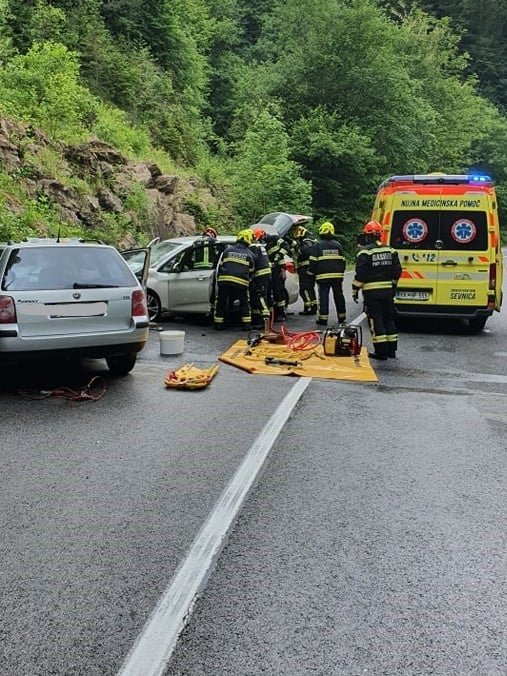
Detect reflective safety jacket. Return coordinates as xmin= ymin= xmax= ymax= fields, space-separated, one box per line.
xmin=264 ymin=234 xmax=289 ymax=268
xmin=353 ymin=242 xmax=402 ymax=293
xmin=308 ymin=236 xmax=345 ymax=282
xmin=192 ymin=235 xmax=218 ymax=269
xmin=295 ymin=235 xmax=317 ymax=273
xmin=250 ymin=242 xmax=272 ymax=282
xmin=217 ymin=242 xmax=256 ymax=287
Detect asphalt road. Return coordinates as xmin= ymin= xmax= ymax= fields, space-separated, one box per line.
xmin=1 ymin=273 xmax=506 ymax=675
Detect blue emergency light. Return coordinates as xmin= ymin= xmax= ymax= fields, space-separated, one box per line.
xmin=469 ymin=174 xmax=492 ymax=183
xmin=380 ymin=173 xmax=493 ymax=188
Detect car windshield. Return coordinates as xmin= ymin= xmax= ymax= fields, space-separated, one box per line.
xmin=150 ymin=241 xmax=182 ymax=266
xmin=1 ymin=246 xmax=137 ymax=291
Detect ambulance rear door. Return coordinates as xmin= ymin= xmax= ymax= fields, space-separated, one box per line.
xmin=389 ymin=193 xmax=440 ymax=307
xmin=434 ymin=198 xmax=490 ymax=310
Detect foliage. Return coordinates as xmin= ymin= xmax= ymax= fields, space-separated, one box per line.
xmin=0 ymin=42 xmax=96 ymax=141
xmin=229 ymin=108 xmax=312 ymax=223
xmin=1 ymin=0 xmax=507 ymax=243
xmin=0 ymin=171 xmax=85 ymax=240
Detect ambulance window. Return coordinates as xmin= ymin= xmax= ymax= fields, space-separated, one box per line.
xmin=439 ymin=211 xmax=488 ymax=250
xmin=390 ymin=211 xmax=440 ymax=249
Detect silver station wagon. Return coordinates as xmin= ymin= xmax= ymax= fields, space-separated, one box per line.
xmin=0 ymin=239 xmax=149 ymax=375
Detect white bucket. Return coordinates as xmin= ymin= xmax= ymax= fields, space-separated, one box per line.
xmin=159 ymin=330 xmax=185 ymax=356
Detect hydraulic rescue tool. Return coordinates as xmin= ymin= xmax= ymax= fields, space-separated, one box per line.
xmin=323 ymin=323 xmax=362 ymax=357
xmin=264 ymin=356 xmax=301 ymax=367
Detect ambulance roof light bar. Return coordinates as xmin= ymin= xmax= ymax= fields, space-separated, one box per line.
xmin=380 ymin=174 xmax=493 ymax=188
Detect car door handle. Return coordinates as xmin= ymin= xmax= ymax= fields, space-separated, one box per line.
xmin=442 ymin=260 xmax=458 ymax=267
xmin=197 ymin=276 xmax=207 ymax=281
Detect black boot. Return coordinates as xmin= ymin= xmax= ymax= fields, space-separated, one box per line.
xmin=368 ymin=352 xmax=388 ymax=361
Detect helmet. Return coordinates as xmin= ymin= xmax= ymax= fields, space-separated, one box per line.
xmin=292 ymin=226 xmax=307 ymax=239
xmin=203 ymin=227 xmax=217 ymax=238
xmin=236 ymin=229 xmax=254 ymax=245
xmin=319 ymin=221 xmax=335 ymax=236
xmin=252 ymin=227 xmax=266 ymax=241
xmin=363 ymin=220 xmax=383 ymax=236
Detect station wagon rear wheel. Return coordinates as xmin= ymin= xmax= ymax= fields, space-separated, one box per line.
xmin=106 ymin=353 xmax=137 ymax=376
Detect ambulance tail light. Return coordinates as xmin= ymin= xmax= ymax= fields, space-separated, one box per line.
xmin=489 ymin=263 xmax=496 ymax=289
xmin=488 ymin=264 xmax=497 ymax=308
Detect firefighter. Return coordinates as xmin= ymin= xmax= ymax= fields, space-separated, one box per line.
xmin=292 ymin=226 xmax=318 ymax=315
xmin=192 ymin=227 xmax=219 ymax=270
xmin=214 ymin=229 xmax=256 ymax=330
xmin=249 ymin=231 xmax=272 ymax=328
xmin=352 ymin=220 xmax=402 ymax=360
xmin=309 ymin=221 xmax=346 ymax=326
xmin=258 ymin=228 xmax=291 ymax=321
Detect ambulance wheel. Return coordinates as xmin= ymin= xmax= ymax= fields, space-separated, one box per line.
xmin=468 ymin=317 xmax=487 ymax=333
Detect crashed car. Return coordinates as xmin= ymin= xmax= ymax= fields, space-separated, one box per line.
xmin=123 ymin=235 xmax=299 ymax=322
xmin=254 ymin=212 xmax=313 ymax=238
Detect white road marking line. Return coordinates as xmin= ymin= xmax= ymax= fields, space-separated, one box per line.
xmin=117 ymin=376 xmax=312 ymax=676
xmin=350 ymin=311 xmax=367 ymax=325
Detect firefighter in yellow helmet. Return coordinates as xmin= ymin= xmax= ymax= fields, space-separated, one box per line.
xmin=214 ymin=229 xmax=256 ymax=330
xmin=352 ymin=220 xmax=402 ymax=359
xmin=308 ymin=221 xmax=346 ymax=326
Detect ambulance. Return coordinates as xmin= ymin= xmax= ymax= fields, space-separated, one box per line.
xmin=371 ymin=173 xmax=503 ymax=331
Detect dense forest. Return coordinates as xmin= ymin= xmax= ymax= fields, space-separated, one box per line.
xmin=0 ymin=0 xmax=506 ymax=246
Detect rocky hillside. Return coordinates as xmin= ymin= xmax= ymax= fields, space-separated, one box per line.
xmin=0 ymin=117 xmax=220 ymax=246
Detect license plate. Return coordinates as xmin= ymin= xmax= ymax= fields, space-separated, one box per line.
xmin=47 ymin=302 xmax=108 ymax=318
xmin=396 ymin=290 xmax=430 ymax=301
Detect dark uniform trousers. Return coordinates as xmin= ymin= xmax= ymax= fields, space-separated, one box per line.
xmin=317 ymin=280 xmax=346 ymax=323
xmin=214 ymin=282 xmax=251 ymax=326
xmin=271 ymin=267 xmax=287 ymax=318
xmin=299 ymin=269 xmax=317 ymax=312
xmin=363 ymin=288 xmax=397 ymax=358
xmin=250 ymin=278 xmax=272 ymax=326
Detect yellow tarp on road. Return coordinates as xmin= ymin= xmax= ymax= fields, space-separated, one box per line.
xmin=219 ymin=340 xmax=378 ymax=382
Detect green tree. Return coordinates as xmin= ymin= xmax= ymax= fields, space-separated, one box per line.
xmin=0 ymin=41 xmax=97 ymax=140
xmin=230 ymin=109 xmax=312 ymax=222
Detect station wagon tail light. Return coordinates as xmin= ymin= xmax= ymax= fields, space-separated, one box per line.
xmin=0 ymin=295 xmax=16 ymax=323
xmin=285 ymin=261 xmax=296 ymax=274
xmin=131 ymin=289 xmax=147 ymax=317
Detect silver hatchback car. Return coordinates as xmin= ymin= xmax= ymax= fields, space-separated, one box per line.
xmin=0 ymin=240 xmax=149 ymax=374
xmin=123 ymin=236 xmax=299 ymax=322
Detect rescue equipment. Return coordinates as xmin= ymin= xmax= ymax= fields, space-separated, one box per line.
xmin=323 ymin=323 xmax=362 ymax=357
xmin=265 ymin=356 xmax=301 ymax=367
xmin=164 ymin=363 xmax=219 ymax=390
xmin=17 ymin=376 xmax=106 ymax=402
xmin=246 ymin=315 xmax=322 ymax=352
xmin=219 ymin=340 xmax=377 ymax=382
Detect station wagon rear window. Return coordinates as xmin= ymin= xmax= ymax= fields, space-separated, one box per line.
xmin=390 ymin=210 xmax=488 ymax=251
xmin=2 ymin=246 xmax=137 ymax=291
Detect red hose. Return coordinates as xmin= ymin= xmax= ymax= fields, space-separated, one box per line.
xmin=267 ymin=315 xmax=322 ymax=351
